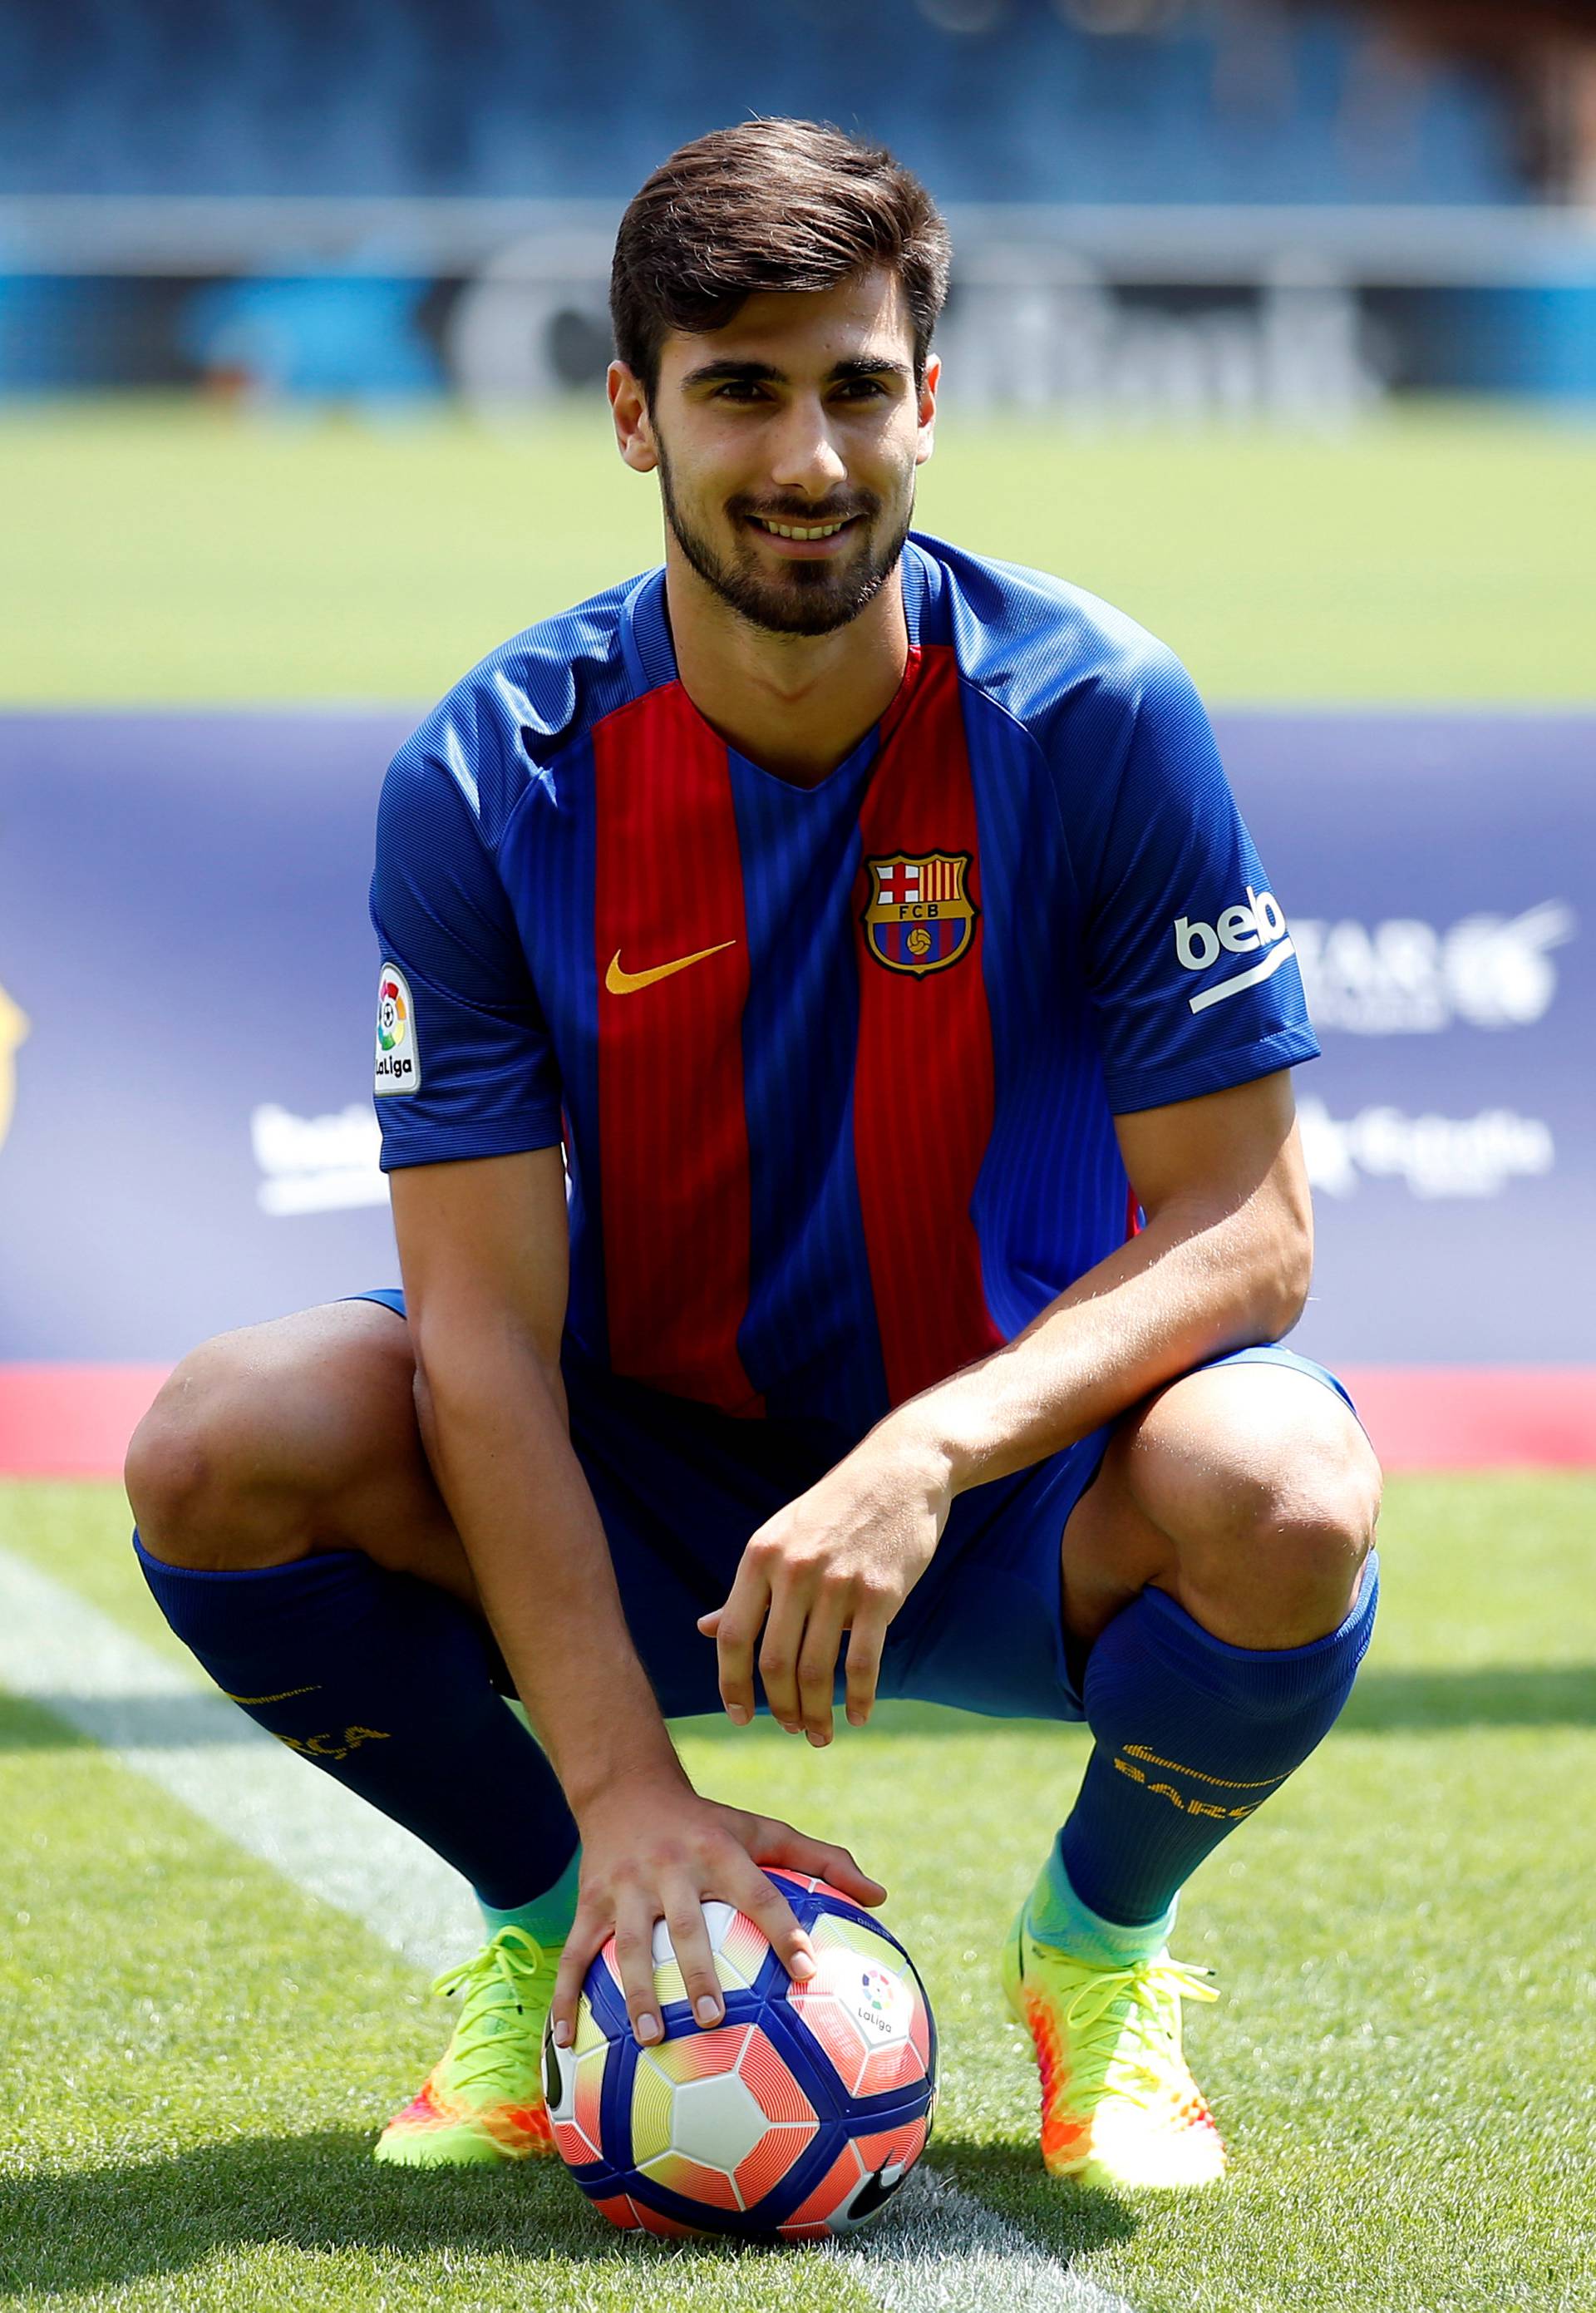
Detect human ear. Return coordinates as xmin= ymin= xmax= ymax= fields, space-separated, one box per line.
xmin=608 ymin=362 xmax=658 ymax=474
xmin=914 ymin=354 xmax=940 ymax=467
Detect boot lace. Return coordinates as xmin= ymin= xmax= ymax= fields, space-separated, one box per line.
xmin=430 ymin=1926 xmax=554 ymax=2097
xmin=1053 ymin=1955 xmax=1218 ymax=2113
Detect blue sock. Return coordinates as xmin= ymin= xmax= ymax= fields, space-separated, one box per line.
xmin=1057 ymin=1556 xmax=1379 ymax=1931
xmin=134 ymin=1533 xmax=579 ymax=1911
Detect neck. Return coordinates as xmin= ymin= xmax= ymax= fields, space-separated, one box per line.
xmin=663 ymin=546 xmax=910 ymax=787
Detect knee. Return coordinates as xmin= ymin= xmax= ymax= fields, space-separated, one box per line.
xmin=124 ymin=1335 xmax=294 ymax=1569
xmin=1249 ymin=1438 xmax=1378 ymax=1601
xmin=1182 ymin=1424 xmax=1381 ymax=1645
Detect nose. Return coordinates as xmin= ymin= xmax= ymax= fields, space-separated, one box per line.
xmin=766 ymin=394 xmax=848 ymax=501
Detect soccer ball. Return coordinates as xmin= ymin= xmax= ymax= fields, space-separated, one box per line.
xmin=542 ymin=1869 xmax=936 ymax=2239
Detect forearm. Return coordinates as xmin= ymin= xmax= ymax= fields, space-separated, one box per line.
xmin=889 ymin=1183 xmax=1309 ymax=1497
xmin=412 ymin=1314 xmax=684 ymax=1813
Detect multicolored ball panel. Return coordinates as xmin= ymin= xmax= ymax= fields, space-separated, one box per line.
xmin=544 ymin=1872 xmax=937 ymax=2239
xmin=788 ymin=1912 xmax=931 ymax=2101
xmin=776 ymin=2118 xmax=931 ymax=2241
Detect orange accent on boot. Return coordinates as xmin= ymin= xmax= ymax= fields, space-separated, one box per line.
xmin=1025 ymin=1990 xmax=1093 ymax=2173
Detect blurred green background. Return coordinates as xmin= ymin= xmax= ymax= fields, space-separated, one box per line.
xmin=7 ymin=398 xmax=1593 ymax=707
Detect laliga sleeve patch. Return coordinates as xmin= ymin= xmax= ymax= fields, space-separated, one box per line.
xmin=374 ymin=963 xmax=421 ymax=1096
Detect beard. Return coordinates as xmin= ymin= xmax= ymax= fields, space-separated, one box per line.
xmin=657 ymin=446 xmax=914 ymax=639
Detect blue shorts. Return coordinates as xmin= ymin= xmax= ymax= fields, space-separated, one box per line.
xmin=353 ymin=1290 xmax=1357 ymax=1726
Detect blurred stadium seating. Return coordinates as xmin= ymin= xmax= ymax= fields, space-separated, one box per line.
xmin=0 ymin=0 xmax=1532 ymax=204
xmin=2 ymin=0 xmax=1594 ymax=408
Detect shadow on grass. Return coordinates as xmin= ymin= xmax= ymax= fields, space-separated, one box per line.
xmin=1338 ymin=1663 xmax=1596 ymax=1731
xmin=0 ymin=2127 xmax=1139 ymax=2295
xmin=6 ymin=1667 xmax=1594 ymax=1757
xmin=0 ymin=1693 xmax=97 ymax=1752
xmin=0 ymin=2128 xmax=736 ymax=2292
xmin=494 ymin=1672 xmax=1596 ymax=1738
xmin=0 ymin=1690 xmax=265 ymax=1750
xmin=926 ymin=2134 xmax=1139 ymax=2265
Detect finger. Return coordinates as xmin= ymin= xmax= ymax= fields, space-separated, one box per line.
xmin=696 ymin=1608 xmax=722 ymax=1636
xmin=729 ymin=1859 xmax=819 ymax=1985
xmin=612 ymin=1892 xmax=664 ymax=2047
xmin=757 ymin=1819 xmax=888 ymax=1908
xmin=551 ymin=1911 xmax=604 ymax=2049
xmin=796 ymin=1592 xmax=849 ymax=1747
xmin=757 ymin=1582 xmax=809 ymax=1734
xmin=662 ymin=1881 xmax=725 ymax=2030
xmin=843 ymin=1605 xmax=891 ymax=1729
xmin=714 ymin=1556 xmax=773 ymax=1727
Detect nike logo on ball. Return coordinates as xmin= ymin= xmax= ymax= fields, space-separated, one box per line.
xmin=605 ymin=940 xmax=737 ymax=994
xmin=849 ymin=2163 xmax=908 ymax=2222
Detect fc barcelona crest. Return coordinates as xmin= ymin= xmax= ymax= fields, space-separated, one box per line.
xmin=861 ymin=851 xmax=978 ymax=978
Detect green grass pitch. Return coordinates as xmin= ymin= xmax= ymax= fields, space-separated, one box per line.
xmin=1 ymin=1474 xmax=1593 ymax=2312
xmin=2 ymin=397 xmax=1594 ymax=706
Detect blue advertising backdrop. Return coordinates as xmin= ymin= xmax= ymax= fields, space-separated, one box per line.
xmin=0 ymin=710 xmax=1590 ymax=1373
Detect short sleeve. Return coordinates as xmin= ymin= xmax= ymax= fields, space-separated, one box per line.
xmin=1081 ymin=649 xmax=1320 ymax=1113
xmin=369 ymin=731 xmax=564 ymax=1171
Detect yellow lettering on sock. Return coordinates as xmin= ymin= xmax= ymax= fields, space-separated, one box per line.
xmin=1115 ymin=1753 xmax=1271 ymax=1819
xmin=270 ymin=1729 xmax=388 ymax=1758
xmin=1123 ymin=1743 xmax=1283 ymax=1791
xmin=271 ymin=1726 xmax=388 ymax=1763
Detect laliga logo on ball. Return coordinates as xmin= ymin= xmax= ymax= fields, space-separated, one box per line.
xmin=853 ymin=1963 xmax=910 ymax=2039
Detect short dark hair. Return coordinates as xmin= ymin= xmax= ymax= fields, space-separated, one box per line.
xmin=610 ymin=119 xmax=951 ymax=397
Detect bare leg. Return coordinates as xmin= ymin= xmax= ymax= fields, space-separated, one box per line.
xmin=1062 ymin=1359 xmax=1382 ymax=1653
xmin=126 ymin=1298 xmax=478 ymax=1609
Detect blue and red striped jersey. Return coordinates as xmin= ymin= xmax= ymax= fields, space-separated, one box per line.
xmin=371 ymin=535 xmax=1318 ymax=1436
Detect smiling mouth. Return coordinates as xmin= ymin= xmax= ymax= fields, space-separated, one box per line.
xmin=746 ymin=515 xmax=858 ymax=542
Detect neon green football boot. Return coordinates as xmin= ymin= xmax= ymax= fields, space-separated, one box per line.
xmin=375 ymin=1925 xmax=560 ymax=2168
xmin=1002 ymin=1909 xmax=1227 ymax=2189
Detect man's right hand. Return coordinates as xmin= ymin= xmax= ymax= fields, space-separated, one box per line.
xmin=549 ymin=1779 xmax=886 ymax=2051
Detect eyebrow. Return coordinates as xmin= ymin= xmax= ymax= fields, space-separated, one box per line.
xmin=679 ymin=354 xmax=912 ymax=390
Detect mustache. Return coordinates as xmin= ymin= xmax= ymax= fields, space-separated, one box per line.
xmin=733 ymin=497 xmax=876 ymax=525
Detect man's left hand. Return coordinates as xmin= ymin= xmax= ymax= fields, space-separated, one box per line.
xmin=698 ymin=1426 xmax=953 ymax=1744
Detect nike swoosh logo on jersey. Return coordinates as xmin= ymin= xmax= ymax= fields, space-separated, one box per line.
xmin=604 ymin=940 xmax=737 ymax=995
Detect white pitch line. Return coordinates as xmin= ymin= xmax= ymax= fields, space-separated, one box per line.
xmin=0 ymin=1546 xmax=1135 ymax=2313
xmin=0 ymin=1546 xmax=479 ymax=1977
xmin=835 ymin=2163 xmax=1137 ymax=2312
